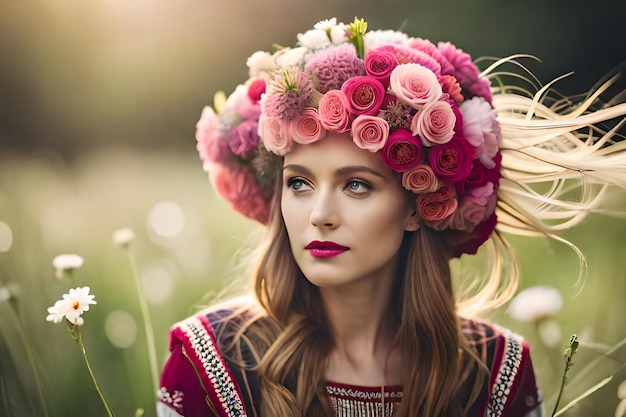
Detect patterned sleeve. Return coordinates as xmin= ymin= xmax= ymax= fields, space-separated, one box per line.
xmin=157 ymin=313 xmax=248 ymax=417
xmin=487 ymin=325 xmax=543 ymax=417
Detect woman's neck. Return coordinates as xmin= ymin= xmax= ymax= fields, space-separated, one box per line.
xmin=320 ymin=277 xmax=402 ymax=386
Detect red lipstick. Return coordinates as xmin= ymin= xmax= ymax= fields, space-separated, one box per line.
xmin=305 ymin=241 xmax=349 ymax=258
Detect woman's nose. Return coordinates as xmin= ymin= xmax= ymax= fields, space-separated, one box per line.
xmin=309 ymin=188 xmax=339 ymax=228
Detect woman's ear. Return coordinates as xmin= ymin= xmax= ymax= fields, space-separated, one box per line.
xmin=404 ymin=210 xmax=421 ymax=232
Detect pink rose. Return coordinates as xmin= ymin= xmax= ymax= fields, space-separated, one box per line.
xmin=460 ymin=97 xmax=501 ymax=169
xmin=341 ymin=76 xmax=386 ymax=116
xmin=258 ymin=114 xmax=293 ymax=155
xmin=364 ymin=50 xmax=398 ymax=87
xmin=351 ymin=115 xmax=389 ymax=152
xmin=380 ymin=128 xmax=422 ymax=172
xmin=450 ymin=201 xmax=487 ymax=231
xmin=209 ymin=163 xmax=271 ymax=224
xmin=389 ymin=63 xmax=442 ymax=109
xmin=196 ymin=106 xmax=231 ymax=165
xmin=411 ymin=100 xmax=456 ymax=146
xmin=416 ymin=184 xmax=458 ymax=229
xmin=402 ymin=164 xmax=440 ymax=193
xmin=428 ymin=136 xmax=473 ymax=183
xmin=318 ymin=90 xmax=352 ymax=133
xmin=290 ymin=108 xmax=326 ymax=145
xmin=229 ymin=119 xmax=260 ymax=159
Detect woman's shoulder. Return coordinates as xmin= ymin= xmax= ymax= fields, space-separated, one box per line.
xmin=460 ymin=318 xmax=543 ymax=417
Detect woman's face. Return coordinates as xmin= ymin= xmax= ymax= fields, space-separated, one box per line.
xmin=281 ymin=133 xmax=418 ymax=290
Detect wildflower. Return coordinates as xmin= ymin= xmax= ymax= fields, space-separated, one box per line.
xmin=46 ymin=287 xmax=96 ymax=325
xmin=506 ymin=285 xmax=563 ymax=322
xmin=52 ymin=253 xmax=84 ymax=279
xmin=112 ymin=228 xmax=135 ymax=247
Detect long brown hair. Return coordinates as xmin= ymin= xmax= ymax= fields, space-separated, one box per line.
xmin=207 ymin=178 xmax=491 ymax=417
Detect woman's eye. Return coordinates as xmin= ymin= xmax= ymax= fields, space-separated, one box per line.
xmin=286 ymin=177 xmax=309 ymax=191
xmin=345 ymin=179 xmax=372 ymax=194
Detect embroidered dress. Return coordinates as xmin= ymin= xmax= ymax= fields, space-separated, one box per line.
xmin=326 ymin=381 xmax=402 ymax=417
xmin=157 ymin=310 xmax=542 ymax=417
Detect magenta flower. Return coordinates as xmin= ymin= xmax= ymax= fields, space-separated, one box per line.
xmin=428 ymin=136 xmax=474 ymax=183
xmin=364 ymin=49 xmax=398 ymax=87
xmin=351 ymin=115 xmax=389 ymax=152
xmin=318 ymin=90 xmax=352 ymax=133
xmin=411 ymin=100 xmax=456 ymax=146
xmin=402 ymin=164 xmax=440 ymax=193
xmin=247 ymin=78 xmax=267 ymax=103
xmin=304 ymin=44 xmax=365 ymax=93
xmin=380 ymin=128 xmax=422 ymax=172
xmin=290 ymin=108 xmax=327 ymax=144
xmin=407 ymin=38 xmax=455 ymax=76
xmin=341 ymin=76 xmax=386 ymax=116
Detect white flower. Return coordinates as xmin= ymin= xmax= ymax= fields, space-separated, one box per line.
xmin=0 ymin=286 xmax=11 ymax=303
xmin=52 ymin=254 xmax=84 ymax=279
xmin=507 ymin=286 xmax=563 ymax=322
xmin=314 ymin=18 xmax=337 ymax=30
xmin=364 ymin=30 xmax=409 ymax=51
xmin=46 ymin=286 xmax=97 ymax=325
xmin=112 ymin=228 xmax=135 ymax=247
xmin=329 ymin=24 xmax=348 ymax=45
xmin=297 ymin=29 xmax=332 ymax=50
xmin=274 ymin=46 xmax=308 ymax=69
xmin=246 ymin=50 xmax=277 ymax=78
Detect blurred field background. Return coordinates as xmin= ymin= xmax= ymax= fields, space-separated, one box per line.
xmin=0 ymin=1 xmax=625 ymax=416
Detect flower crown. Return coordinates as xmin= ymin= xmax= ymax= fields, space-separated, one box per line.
xmin=196 ymin=17 xmax=503 ymax=257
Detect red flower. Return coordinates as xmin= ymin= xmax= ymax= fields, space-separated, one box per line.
xmin=428 ymin=136 xmax=473 ymax=183
xmin=381 ymin=128 xmax=422 ymax=172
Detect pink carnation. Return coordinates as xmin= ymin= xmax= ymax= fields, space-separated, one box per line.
xmin=380 ymin=128 xmax=422 ymax=172
xmin=417 ymin=184 xmax=458 ymax=229
xmin=351 ymin=115 xmax=389 ymax=152
xmin=428 ymin=136 xmax=474 ymax=183
xmin=229 ymin=119 xmax=260 ymax=159
xmin=364 ymin=49 xmax=399 ymax=87
xmin=262 ymin=68 xmax=312 ymax=120
xmin=389 ymin=63 xmax=442 ymax=110
xmin=460 ymin=97 xmax=501 ymax=169
xmin=291 ymin=108 xmax=326 ymax=144
xmin=341 ymin=76 xmax=386 ymax=116
xmin=407 ymin=38 xmax=455 ymax=75
xmin=259 ymin=114 xmax=293 ymax=155
xmin=375 ymin=45 xmax=441 ymax=76
xmin=402 ymin=164 xmax=440 ymax=193
xmin=439 ymin=75 xmax=464 ymax=104
xmin=411 ymin=100 xmax=456 ymax=146
xmin=438 ymin=41 xmax=493 ymax=103
xmin=196 ymin=106 xmax=231 ymax=164
xmin=209 ymin=163 xmax=271 ymax=224
xmin=304 ymin=44 xmax=366 ymax=93
xmin=318 ymin=90 xmax=352 ymax=133
xmin=465 ymin=182 xmax=496 ymax=208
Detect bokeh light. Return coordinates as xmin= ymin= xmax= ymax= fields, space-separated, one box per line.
xmin=0 ymin=221 xmax=13 ymax=252
xmin=147 ymin=201 xmax=185 ymax=238
xmin=140 ymin=259 xmax=176 ymax=305
xmin=105 ymin=309 xmax=138 ymax=349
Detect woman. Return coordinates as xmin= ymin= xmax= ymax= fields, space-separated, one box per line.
xmin=157 ymin=17 xmax=626 ymax=417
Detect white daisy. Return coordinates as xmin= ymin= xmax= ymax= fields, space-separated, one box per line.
xmin=507 ymin=286 xmax=563 ymax=322
xmin=46 ymin=286 xmax=97 ymax=325
xmin=112 ymin=228 xmax=135 ymax=247
xmin=52 ymin=253 xmax=84 ymax=279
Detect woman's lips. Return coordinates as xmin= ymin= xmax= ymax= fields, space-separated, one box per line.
xmin=305 ymin=241 xmax=350 ymax=258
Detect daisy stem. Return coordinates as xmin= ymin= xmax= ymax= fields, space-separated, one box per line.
xmin=126 ymin=248 xmax=159 ymax=395
xmin=551 ymin=334 xmax=579 ymax=417
xmin=13 ymin=310 xmax=50 ymax=417
xmin=75 ymin=327 xmax=116 ymax=417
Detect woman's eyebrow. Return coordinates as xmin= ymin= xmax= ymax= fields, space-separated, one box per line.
xmin=282 ymin=164 xmax=312 ymax=175
xmin=336 ymin=165 xmax=385 ymax=179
